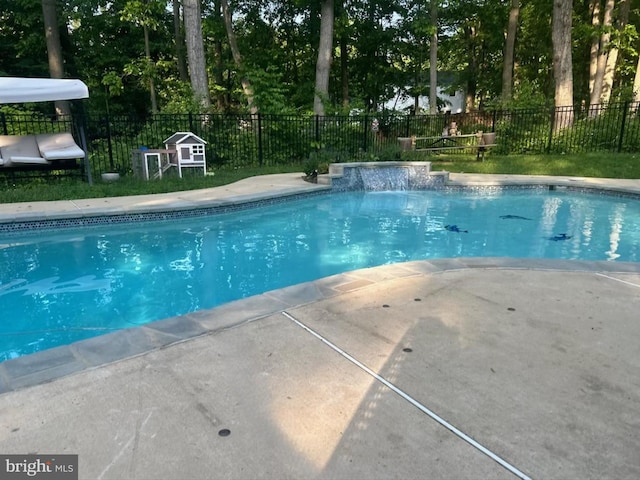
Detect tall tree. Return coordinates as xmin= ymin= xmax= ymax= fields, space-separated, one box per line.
xmin=429 ymin=0 xmax=438 ymax=114
xmin=314 ymin=0 xmax=334 ymax=115
xmin=42 ymin=0 xmax=70 ymax=116
xmin=340 ymin=30 xmax=349 ymax=109
xmin=184 ymin=0 xmax=211 ymax=109
xmin=221 ymin=0 xmax=256 ymax=113
xmin=464 ymin=21 xmax=479 ymax=111
xmin=439 ymin=0 xmax=506 ymax=112
xmin=208 ymin=0 xmax=227 ymax=111
xmin=552 ymin=0 xmax=574 ymax=126
xmin=634 ymin=53 xmax=640 ymax=105
xmin=121 ymin=0 xmax=160 ymax=113
xmin=501 ymin=0 xmax=519 ymax=103
xmin=335 ymin=1 xmax=350 ymax=109
xmin=173 ymin=0 xmax=189 ymax=82
xmin=601 ymin=0 xmax=630 ymax=103
xmin=588 ymin=0 xmax=601 ymax=97
xmin=589 ymin=0 xmax=615 ymax=109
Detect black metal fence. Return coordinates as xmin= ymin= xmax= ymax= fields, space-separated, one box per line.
xmin=1 ymin=101 xmax=639 ymax=177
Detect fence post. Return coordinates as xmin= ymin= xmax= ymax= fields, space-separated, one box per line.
xmin=188 ymin=112 xmax=194 ymax=133
xmin=315 ymin=115 xmax=320 ymax=144
xmin=257 ymin=113 xmax=263 ymax=166
xmin=0 ymin=111 xmax=6 ymax=135
xmin=492 ymin=110 xmax=497 ymax=132
xmin=76 ymin=108 xmax=93 ymax=185
xmin=405 ymin=115 xmax=410 ymax=137
xmin=617 ymin=101 xmax=629 ymax=153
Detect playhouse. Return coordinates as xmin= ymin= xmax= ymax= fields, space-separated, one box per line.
xmin=163 ymin=131 xmax=207 ymax=177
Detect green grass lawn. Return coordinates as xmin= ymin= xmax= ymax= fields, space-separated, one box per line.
xmin=428 ymin=152 xmax=640 ymax=178
xmin=1 ymin=153 xmax=638 ymax=204
xmin=0 ymin=165 xmax=303 ymax=203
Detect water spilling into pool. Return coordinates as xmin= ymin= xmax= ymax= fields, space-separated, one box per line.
xmin=1 ymin=189 xmax=639 ymax=360
xmin=359 ymin=167 xmax=409 ymax=190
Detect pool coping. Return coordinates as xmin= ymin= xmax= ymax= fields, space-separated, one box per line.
xmin=1 ymin=172 xmax=640 ymax=230
xmin=1 ymin=171 xmax=640 ymax=394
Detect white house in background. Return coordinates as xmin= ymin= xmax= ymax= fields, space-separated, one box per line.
xmin=385 ymin=86 xmax=465 ymax=114
xmin=163 ymin=131 xmax=207 ymax=177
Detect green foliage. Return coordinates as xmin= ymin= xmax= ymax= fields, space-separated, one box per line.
xmin=102 ymin=71 xmax=125 ymax=97
xmin=158 ymin=81 xmax=202 ymax=114
xmin=486 ymin=78 xmax=552 ymax=110
xmin=302 ymin=151 xmax=330 ymax=178
xmin=246 ymin=67 xmax=294 ymax=114
xmin=1 ymin=0 xmax=640 ymax=118
xmin=550 ymin=108 xmax=640 ymax=154
xmin=0 ymin=104 xmax=38 ymax=118
xmin=308 ymin=147 xmax=343 ymax=167
xmin=119 ymin=0 xmax=163 ymax=29
xmin=302 ymin=157 xmax=319 ymax=177
xmin=0 ymin=0 xmax=49 ymax=78
xmin=492 ymin=109 xmax=551 ymax=154
xmin=351 ymin=141 xmax=405 ymax=162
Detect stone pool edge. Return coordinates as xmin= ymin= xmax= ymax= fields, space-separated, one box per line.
xmin=2 ymin=257 xmax=640 ymax=395
xmin=3 ymin=169 xmax=640 ymax=234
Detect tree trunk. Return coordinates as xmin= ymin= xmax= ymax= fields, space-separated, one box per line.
xmin=552 ymin=0 xmax=574 ymax=127
xmin=314 ymin=0 xmax=334 ymax=116
xmin=340 ymin=32 xmax=349 ymax=109
xmin=183 ymin=0 xmax=211 ymax=110
xmin=173 ymin=0 xmax=189 ymax=82
xmin=633 ymin=55 xmax=640 ymax=102
xmin=633 ymin=53 xmax=640 ymax=107
xmin=601 ymin=0 xmax=630 ymax=104
xmin=501 ymin=0 xmax=519 ymax=104
xmin=212 ymin=0 xmax=226 ymax=111
xmin=143 ymin=24 xmax=158 ymax=114
xmin=213 ymin=40 xmax=226 ymax=111
xmin=590 ymin=0 xmax=614 ymax=111
xmin=588 ymin=0 xmax=601 ymax=97
xmin=429 ymin=0 xmax=438 ymax=114
xmin=42 ymin=0 xmax=70 ymax=117
xmin=465 ymin=25 xmax=478 ymax=112
xmin=221 ymin=0 xmax=256 ymax=113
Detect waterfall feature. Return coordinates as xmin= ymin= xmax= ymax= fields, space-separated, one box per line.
xmin=326 ymin=161 xmax=445 ymax=192
xmin=360 ymin=167 xmax=409 ymax=191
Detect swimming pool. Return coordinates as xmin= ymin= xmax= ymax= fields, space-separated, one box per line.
xmin=1 ymin=188 xmax=640 ymax=361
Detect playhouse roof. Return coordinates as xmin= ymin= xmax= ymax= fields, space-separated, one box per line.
xmin=163 ymin=132 xmax=207 ymax=145
xmin=0 ymin=77 xmax=89 ymax=104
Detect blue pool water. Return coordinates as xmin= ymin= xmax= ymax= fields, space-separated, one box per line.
xmin=1 ymin=189 xmax=640 ymax=361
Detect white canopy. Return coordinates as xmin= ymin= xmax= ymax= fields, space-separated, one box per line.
xmin=0 ymin=77 xmax=89 ymax=104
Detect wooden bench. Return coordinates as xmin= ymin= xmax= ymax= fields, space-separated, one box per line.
xmin=399 ymin=132 xmax=497 ymax=161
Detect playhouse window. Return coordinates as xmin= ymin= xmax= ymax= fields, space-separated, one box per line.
xmin=192 ymin=144 xmax=204 ymax=160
